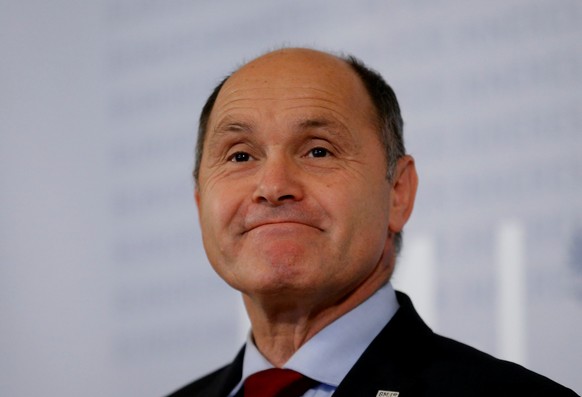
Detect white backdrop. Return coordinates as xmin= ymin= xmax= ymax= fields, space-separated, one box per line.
xmin=2 ymin=1 xmax=581 ymax=396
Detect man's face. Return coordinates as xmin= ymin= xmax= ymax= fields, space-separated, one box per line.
xmin=196 ymin=49 xmax=408 ymax=308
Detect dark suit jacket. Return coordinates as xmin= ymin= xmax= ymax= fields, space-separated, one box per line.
xmin=167 ymin=292 xmax=578 ymax=396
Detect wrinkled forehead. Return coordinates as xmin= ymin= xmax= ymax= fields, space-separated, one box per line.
xmin=211 ymin=49 xmax=376 ymax=124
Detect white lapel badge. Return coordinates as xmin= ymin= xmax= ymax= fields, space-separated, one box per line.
xmin=376 ymin=391 xmax=399 ymax=397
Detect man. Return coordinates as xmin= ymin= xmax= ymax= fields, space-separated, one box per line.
xmin=168 ymin=48 xmax=577 ymax=396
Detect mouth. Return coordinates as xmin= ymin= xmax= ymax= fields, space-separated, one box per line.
xmin=242 ymin=220 xmax=323 ymax=235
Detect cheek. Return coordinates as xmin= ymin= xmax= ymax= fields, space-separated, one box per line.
xmin=327 ymin=182 xmax=391 ymax=256
xmin=198 ymin=192 xmax=239 ymax=278
xmin=330 ymin=179 xmax=390 ymax=222
xmin=201 ymin=192 xmax=233 ymax=234
xmin=199 ymin=181 xmax=251 ymax=251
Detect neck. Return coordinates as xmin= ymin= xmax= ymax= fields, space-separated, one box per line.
xmin=243 ymin=267 xmax=391 ymax=367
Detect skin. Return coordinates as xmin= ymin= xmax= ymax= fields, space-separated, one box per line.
xmin=195 ymin=48 xmax=418 ymax=366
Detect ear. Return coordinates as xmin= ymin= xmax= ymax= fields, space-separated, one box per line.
xmin=194 ymin=187 xmax=201 ymax=210
xmin=388 ymin=155 xmax=418 ymax=234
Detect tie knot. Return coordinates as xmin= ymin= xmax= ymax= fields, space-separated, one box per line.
xmin=243 ymin=368 xmax=318 ymax=397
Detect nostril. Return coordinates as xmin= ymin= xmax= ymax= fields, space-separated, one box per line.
xmin=277 ymin=194 xmax=295 ymax=202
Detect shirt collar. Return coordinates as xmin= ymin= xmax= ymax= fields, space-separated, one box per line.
xmin=234 ymin=282 xmax=399 ymax=392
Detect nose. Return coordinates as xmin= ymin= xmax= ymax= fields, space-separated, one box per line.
xmin=252 ymin=154 xmax=304 ymax=205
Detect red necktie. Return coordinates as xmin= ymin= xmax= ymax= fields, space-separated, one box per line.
xmin=243 ymin=368 xmax=318 ymax=397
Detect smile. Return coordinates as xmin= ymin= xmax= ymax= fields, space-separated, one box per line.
xmin=243 ymin=221 xmax=323 ymax=235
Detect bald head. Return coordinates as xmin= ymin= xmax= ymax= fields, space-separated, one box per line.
xmin=194 ymin=47 xmax=405 ymax=181
xmin=219 ymin=48 xmax=366 ymax=98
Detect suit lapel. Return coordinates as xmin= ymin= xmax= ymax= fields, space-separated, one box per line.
xmin=332 ymin=292 xmax=434 ymax=397
xmin=204 ymin=346 xmax=246 ymax=397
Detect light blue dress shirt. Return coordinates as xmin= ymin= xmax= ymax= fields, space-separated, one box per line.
xmin=228 ymin=282 xmax=400 ymax=397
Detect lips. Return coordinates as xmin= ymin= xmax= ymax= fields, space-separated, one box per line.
xmin=246 ymin=220 xmax=319 ymax=233
xmin=241 ymin=209 xmax=324 ymax=235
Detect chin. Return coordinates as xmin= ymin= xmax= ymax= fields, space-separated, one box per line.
xmin=242 ymin=267 xmax=314 ymax=295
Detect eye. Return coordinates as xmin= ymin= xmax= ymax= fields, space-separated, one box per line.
xmin=308 ymin=147 xmax=330 ymax=158
xmin=229 ymin=151 xmax=253 ymax=162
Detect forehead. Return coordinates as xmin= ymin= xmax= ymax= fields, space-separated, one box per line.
xmin=209 ymin=49 xmax=376 ymax=128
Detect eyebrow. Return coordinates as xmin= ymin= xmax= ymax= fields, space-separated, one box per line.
xmin=213 ymin=117 xmax=255 ymax=135
xmin=213 ymin=115 xmax=346 ymax=135
xmin=209 ymin=112 xmax=354 ymax=147
xmin=294 ymin=117 xmax=348 ymax=137
xmin=205 ymin=114 xmax=357 ymax=156
xmin=297 ymin=118 xmax=331 ymax=130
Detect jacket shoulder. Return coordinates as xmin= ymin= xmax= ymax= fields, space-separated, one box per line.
xmin=429 ymin=334 xmax=578 ymax=395
xmin=340 ymin=292 xmax=580 ymax=396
